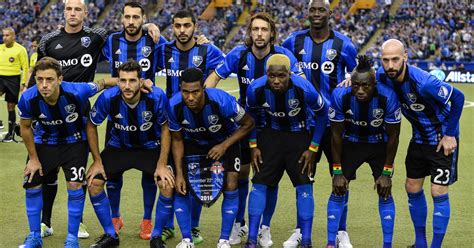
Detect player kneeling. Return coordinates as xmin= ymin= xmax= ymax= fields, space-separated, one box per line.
xmin=86 ymin=60 xmax=174 ymax=248
xmin=326 ymin=56 xmax=401 ymax=248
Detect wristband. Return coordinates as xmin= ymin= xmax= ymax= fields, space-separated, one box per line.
xmin=382 ymin=164 xmax=393 ymax=176
xmin=308 ymin=141 xmax=319 ymax=152
xmin=249 ymin=138 xmax=257 ymax=148
xmin=332 ymin=163 xmax=342 ymax=175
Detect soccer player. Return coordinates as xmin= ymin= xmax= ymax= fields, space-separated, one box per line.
xmin=282 ymin=0 xmax=357 ymax=246
xmin=377 ymin=39 xmax=464 ymax=248
xmin=204 ymin=12 xmax=302 ymax=246
xmin=167 ymin=67 xmax=254 ymax=248
xmin=17 ymin=57 xmax=114 ymax=248
xmin=85 ymin=60 xmax=174 ymax=248
xmin=100 ymin=1 xmax=167 ymax=239
xmin=326 ymin=55 xmax=401 ymax=248
xmin=25 ymin=36 xmax=41 ymax=87
xmin=0 ymin=27 xmax=28 ymax=142
xmin=27 ymin=0 xmax=161 ymax=239
xmin=245 ymin=54 xmax=328 ymax=248
xmin=156 ymin=9 xmax=225 ymax=243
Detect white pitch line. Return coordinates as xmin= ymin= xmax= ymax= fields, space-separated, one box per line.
xmin=464 ymin=100 xmax=474 ymax=108
xmin=225 ymin=89 xmax=240 ymax=93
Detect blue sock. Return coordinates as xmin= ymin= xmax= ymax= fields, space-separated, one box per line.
xmin=235 ymin=179 xmax=249 ymax=224
xmin=90 ymin=191 xmax=116 ymax=237
xmin=379 ymin=196 xmax=395 ymax=246
xmin=220 ymin=190 xmax=239 ymax=240
xmin=106 ymin=177 xmax=123 ymax=218
xmin=67 ymin=189 xmax=85 ymax=237
xmin=25 ymin=188 xmax=43 ymax=238
xmin=151 ymin=194 xmax=174 ymax=238
xmin=142 ymin=175 xmax=157 ymax=220
xmin=431 ymin=194 xmax=450 ymax=248
xmin=165 ymin=207 xmax=175 ymax=229
xmin=338 ymin=191 xmax=349 ymax=231
xmin=296 ymin=184 xmax=314 ymax=246
xmin=326 ymin=193 xmax=345 ymax=246
xmin=248 ymin=184 xmax=267 ymax=243
xmin=407 ymin=190 xmax=428 ymax=248
xmin=190 ymin=195 xmax=202 ymax=228
xmin=261 ymin=185 xmax=278 ymax=227
xmin=175 ymin=193 xmax=192 ymax=240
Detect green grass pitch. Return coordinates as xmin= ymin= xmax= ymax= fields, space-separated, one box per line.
xmin=0 ymin=75 xmax=473 ymax=247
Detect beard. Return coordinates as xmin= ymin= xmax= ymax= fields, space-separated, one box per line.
xmin=124 ymin=25 xmax=141 ymax=36
xmin=384 ymin=62 xmax=405 ymax=80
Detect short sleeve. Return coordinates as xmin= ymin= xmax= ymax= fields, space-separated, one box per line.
xmin=89 ymin=92 xmax=109 ymax=126
xmin=207 ymin=45 xmax=225 ymax=70
xmin=219 ymin=92 xmax=245 ymax=122
xmin=342 ymin=41 xmax=357 ymax=72
xmin=215 ymin=48 xmax=239 ymax=79
xmin=167 ymin=97 xmax=182 ymax=132
xmin=421 ymin=74 xmax=453 ymax=105
xmin=384 ymin=89 xmax=402 ymax=124
xmin=329 ymin=90 xmax=344 ymax=122
xmin=18 ymin=94 xmax=33 ymax=119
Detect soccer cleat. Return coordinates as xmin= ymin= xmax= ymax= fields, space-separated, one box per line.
xmin=2 ymin=133 xmax=13 ymax=142
xmin=78 ymin=222 xmax=90 ymax=239
xmin=191 ymin=227 xmax=204 ymax=244
xmin=111 ymin=217 xmax=124 ymax=234
xmin=40 ymin=223 xmax=53 ymax=238
xmin=258 ymin=225 xmax=273 ymax=247
xmin=150 ymin=236 xmax=167 ymax=248
xmin=19 ymin=233 xmax=43 ymax=248
xmin=229 ymin=223 xmax=242 ymax=245
xmin=216 ymin=239 xmax=231 ymax=248
xmin=283 ymin=228 xmax=302 ymax=248
xmin=161 ymin=227 xmax=175 ymax=241
xmin=89 ymin=233 xmax=119 ymax=248
xmin=140 ymin=219 xmax=153 ymax=240
xmin=177 ymin=238 xmax=195 ymax=248
xmin=336 ymin=231 xmax=353 ymax=248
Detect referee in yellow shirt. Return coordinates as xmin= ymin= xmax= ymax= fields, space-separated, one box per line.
xmin=0 ymin=27 xmax=28 ymax=142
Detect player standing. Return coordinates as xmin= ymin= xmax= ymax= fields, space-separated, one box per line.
xmin=327 ymin=55 xmax=401 ymax=248
xmin=245 ymin=54 xmax=328 ymax=248
xmin=282 ymin=1 xmax=357 ymax=246
xmin=18 ymin=57 xmax=113 ymax=248
xmin=167 ymin=68 xmax=254 ymax=248
xmin=204 ymin=12 xmax=302 ymax=246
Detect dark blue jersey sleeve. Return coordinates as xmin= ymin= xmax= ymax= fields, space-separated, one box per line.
xmin=342 ymin=41 xmax=357 ymax=72
xmin=90 ymin=90 xmax=111 ymax=126
xmin=206 ymin=44 xmax=225 ymax=72
xmin=167 ymin=95 xmax=182 ymax=132
xmin=214 ymin=47 xmax=240 ymax=79
xmin=329 ymin=88 xmax=346 ymax=122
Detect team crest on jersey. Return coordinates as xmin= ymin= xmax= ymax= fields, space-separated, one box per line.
xmin=65 ymin=104 xmax=76 ymax=114
xmin=142 ymin=111 xmax=153 ymax=122
xmin=407 ymin=93 xmax=417 ymax=103
xmin=326 ymin=49 xmax=337 ymax=61
xmin=81 ymin=37 xmax=91 ymax=48
xmin=192 ymin=56 xmax=203 ymax=67
xmin=141 ymin=46 xmax=152 ymax=57
xmin=208 ymin=114 xmax=219 ymax=125
xmin=438 ymin=86 xmax=449 ymax=99
xmin=328 ymin=107 xmax=336 ymax=119
xmin=288 ymin=99 xmax=300 ymax=109
xmin=373 ymin=108 xmax=384 ymax=119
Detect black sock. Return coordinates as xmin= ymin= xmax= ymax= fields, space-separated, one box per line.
xmin=8 ymin=110 xmax=15 ymax=135
xmin=42 ymin=182 xmax=58 ymax=227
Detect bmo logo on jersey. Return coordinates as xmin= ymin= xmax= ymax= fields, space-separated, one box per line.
xmin=240 ymin=77 xmax=254 ymax=85
xmin=166 ymin=69 xmax=183 ymax=77
xmin=139 ymin=58 xmax=151 ymax=71
xmin=297 ymin=61 xmax=319 ymax=70
xmin=114 ymin=123 xmax=137 ymax=131
xmin=81 ymin=54 xmax=93 ymax=67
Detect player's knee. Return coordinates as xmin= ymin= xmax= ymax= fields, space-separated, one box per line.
xmin=159 ymin=185 xmax=174 ymax=197
xmin=7 ymin=103 xmax=16 ymax=111
xmin=405 ymin=178 xmax=424 ymax=193
xmin=224 ymin=172 xmax=239 ymax=191
xmin=66 ymin=181 xmax=83 ymax=190
xmin=88 ymin=179 xmax=105 ymax=196
xmin=431 ymin=184 xmax=448 ymax=196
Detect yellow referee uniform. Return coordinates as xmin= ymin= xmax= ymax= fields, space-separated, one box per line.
xmin=0 ymin=42 xmax=29 ymax=85
xmin=29 ymin=52 xmax=38 ymax=70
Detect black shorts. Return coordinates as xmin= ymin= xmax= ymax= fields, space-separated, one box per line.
xmin=405 ymin=141 xmax=459 ymax=185
xmin=97 ymin=146 xmax=169 ymax=181
xmin=23 ymin=142 xmax=89 ymax=189
xmin=0 ymin=75 xmax=20 ymax=104
xmin=184 ymin=141 xmax=241 ymax=174
xmin=240 ymin=139 xmax=251 ymax=165
xmin=252 ymin=128 xmax=313 ymax=187
xmin=341 ymin=141 xmax=386 ymax=180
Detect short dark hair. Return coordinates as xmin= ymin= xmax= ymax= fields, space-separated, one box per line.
xmin=181 ymin=67 xmax=204 ymax=86
xmin=245 ymin=12 xmax=277 ymax=47
xmin=173 ymin=9 xmax=196 ymax=24
xmin=118 ymin=59 xmax=142 ymax=78
xmin=123 ymin=1 xmax=145 ymax=15
xmin=352 ymin=55 xmax=375 ymax=83
xmin=32 ymin=35 xmax=41 ymax=44
xmin=33 ymin=57 xmax=62 ymax=77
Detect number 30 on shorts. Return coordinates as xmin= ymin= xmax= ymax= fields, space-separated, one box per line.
xmin=71 ymin=167 xmax=85 ymax=181
xmin=433 ymin=168 xmax=450 ymax=185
